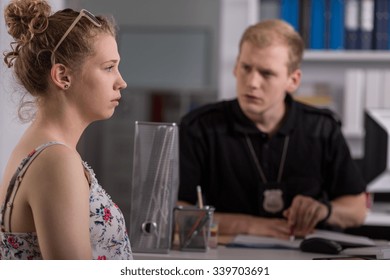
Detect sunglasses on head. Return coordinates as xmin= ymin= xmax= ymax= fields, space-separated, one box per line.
xmin=51 ymin=9 xmax=102 ymax=65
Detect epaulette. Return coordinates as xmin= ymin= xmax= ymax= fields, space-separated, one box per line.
xmin=302 ymin=105 xmax=342 ymax=126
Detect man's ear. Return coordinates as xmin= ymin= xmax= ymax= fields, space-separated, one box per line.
xmin=286 ymin=69 xmax=301 ymax=93
xmin=50 ymin=64 xmax=71 ymax=90
xmin=232 ymin=56 xmax=239 ymax=78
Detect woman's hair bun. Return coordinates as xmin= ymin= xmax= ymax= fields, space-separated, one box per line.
xmin=4 ymin=0 xmax=51 ymax=45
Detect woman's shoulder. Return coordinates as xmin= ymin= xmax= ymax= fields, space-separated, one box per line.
xmin=24 ymin=142 xmax=87 ymax=193
xmin=26 ymin=143 xmax=81 ymax=173
xmin=34 ymin=142 xmax=80 ymax=163
xmin=1 ymin=142 xmax=80 ymax=191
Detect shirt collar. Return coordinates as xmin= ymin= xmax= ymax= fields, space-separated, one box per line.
xmin=230 ymin=94 xmax=297 ymax=136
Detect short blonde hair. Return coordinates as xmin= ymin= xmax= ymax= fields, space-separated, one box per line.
xmin=239 ymin=19 xmax=304 ymax=74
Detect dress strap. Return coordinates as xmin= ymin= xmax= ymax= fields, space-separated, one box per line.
xmin=0 ymin=141 xmax=66 ymax=232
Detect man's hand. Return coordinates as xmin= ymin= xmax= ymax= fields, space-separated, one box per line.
xmin=283 ymin=195 xmax=329 ymax=236
xmin=246 ymin=216 xmax=294 ymax=239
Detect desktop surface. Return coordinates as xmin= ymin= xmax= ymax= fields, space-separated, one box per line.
xmin=133 ymin=245 xmax=338 ymax=260
xmin=133 ymin=226 xmax=390 ymax=260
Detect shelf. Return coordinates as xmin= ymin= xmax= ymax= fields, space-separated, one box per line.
xmin=303 ymin=50 xmax=390 ymax=62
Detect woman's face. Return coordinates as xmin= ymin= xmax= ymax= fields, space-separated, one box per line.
xmin=67 ymin=34 xmax=127 ymax=123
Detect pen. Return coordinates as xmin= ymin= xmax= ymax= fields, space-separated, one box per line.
xmin=289 ymin=226 xmax=295 ymax=242
xmin=196 ymin=185 xmax=204 ymax=209
xmin=183 ymin=212 xmax=210 ymax=248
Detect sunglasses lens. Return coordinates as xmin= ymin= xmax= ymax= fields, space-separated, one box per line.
xmin=52 ymin=9 xmax=102 ymax=65
xmin=82 ymin=9 xmax=102 ymax=27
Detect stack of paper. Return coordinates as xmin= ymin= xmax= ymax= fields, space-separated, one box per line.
xmin=228 ymin=229 xmax=375 ymax=250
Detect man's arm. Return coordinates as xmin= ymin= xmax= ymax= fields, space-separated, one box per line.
xmin=284 ymin=193 xmax=367 ymax=236
xmin=327 ymin=193 xmax=367 ymax=228
xmin=213 ymin=212 xmax=292 ymax=239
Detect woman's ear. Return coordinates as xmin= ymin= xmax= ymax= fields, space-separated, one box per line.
xmin=286 ymin=69 xmax=302 ymax=93
xmin=50 ymin=64 xmax=71 ymax=90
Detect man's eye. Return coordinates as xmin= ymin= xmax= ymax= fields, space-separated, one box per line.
xmin=260 ymin=71 xmax=272 ymax=77
xmin=242 ymin=64 xmax=251 ymax=72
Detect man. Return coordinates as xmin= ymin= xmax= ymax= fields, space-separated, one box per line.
xmin=178 ymin=19 xmax=367 ymax=239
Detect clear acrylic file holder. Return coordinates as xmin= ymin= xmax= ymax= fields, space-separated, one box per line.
xmin=129 ymin=121 xmax=179 ymax=253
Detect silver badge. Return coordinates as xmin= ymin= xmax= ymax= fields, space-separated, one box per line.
xmin=263 ymin=189 xmax=284 ymax=213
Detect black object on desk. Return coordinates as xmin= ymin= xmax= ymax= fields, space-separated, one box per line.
xmin=300 ymin=237 xmax=343 ymax=255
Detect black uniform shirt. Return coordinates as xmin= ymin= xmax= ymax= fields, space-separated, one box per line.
xmin=178 ymin=94 xmax=366 ymax=218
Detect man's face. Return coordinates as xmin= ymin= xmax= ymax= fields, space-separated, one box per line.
xmin=234 ymin=41 xmax=300 ymax=122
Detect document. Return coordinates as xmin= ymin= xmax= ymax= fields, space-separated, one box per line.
xmin=228 ymin=229 xmax=375 ymax=250
xmin=228 ymin=234 xmax=302 ymax=249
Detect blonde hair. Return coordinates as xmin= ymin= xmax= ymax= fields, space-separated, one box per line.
xmin=239 ymin=19 xmax=304 ymax=74
xmin=3 ymin=0 xmax=117 ymax=121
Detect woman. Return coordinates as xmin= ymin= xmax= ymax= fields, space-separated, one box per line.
xmin=0 ymin=0 xmax=132 ymax=259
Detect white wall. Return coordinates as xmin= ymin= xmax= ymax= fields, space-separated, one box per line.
xmin=74 ymin=0 xmax=259 ymax=101
xmin=74 ymin=0 xmax=220 ymax=91
xmin=0 ymin=0 xmax=64 ymax=181
xmin=218 ymin=0 xmax=258 ymax=100
xmin=0 ymin=0 xmax=25 ymax=181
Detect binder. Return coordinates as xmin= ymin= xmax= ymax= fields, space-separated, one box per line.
xmin=309 ymin=0 xmax=328 ymax=49
xmin=299 ymin=0 xmax=312 ymax=47
xmin=373 ymin=0 xmax=389 ymax=49
xmin=343 ymin=68 xmax=365 ymax=136
xmin=385 ymin=0 xmax=390 ymax=50
xmin=345 ymin=0 xmax=360 ymax=49
xmin=360 ymin=0 xmax=375 ymax=49
xmin=382 ymin=70 xmax=390 ymax=108
xmin=365 ymin=69 xmax=384 ymax=109
xmin=329 ymin=0 xmax=345 ymax=49
xmin=280 ymin=0 xmax=299 ymax=31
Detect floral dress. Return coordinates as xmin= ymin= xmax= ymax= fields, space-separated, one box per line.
xmin=0 ymin=142 xmax=133 ymax=260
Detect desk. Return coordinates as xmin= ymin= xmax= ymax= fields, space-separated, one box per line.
xmin=134 ymin=203 xmax=390 ymax=260
xmin=134 ymin=246 xmax=337 ymax=260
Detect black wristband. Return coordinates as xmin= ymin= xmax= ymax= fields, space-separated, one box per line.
xmin=319 ymin=200 xmax=332 ymax=224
